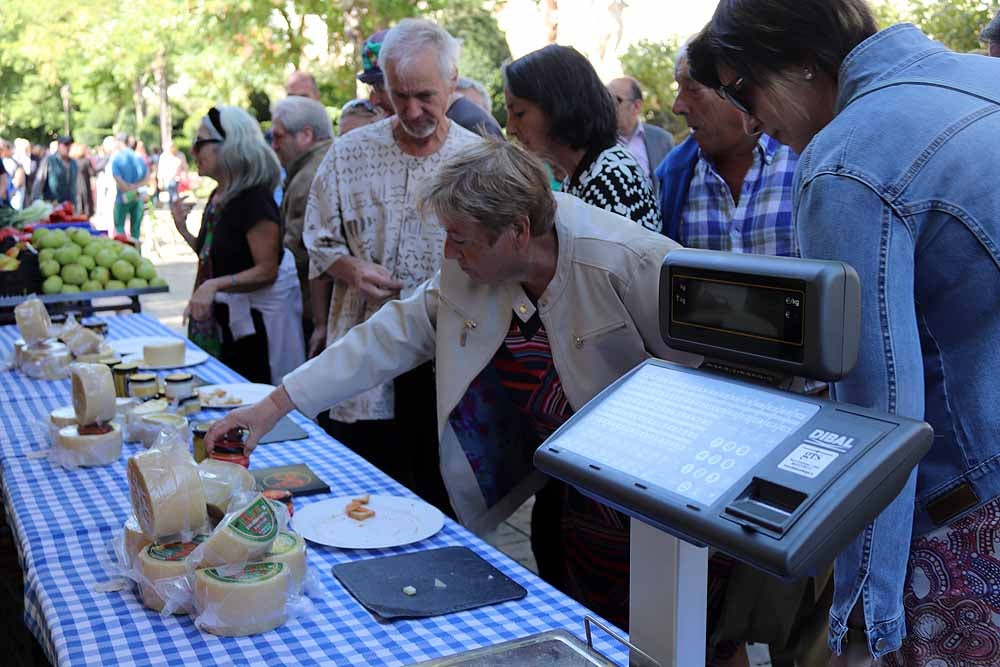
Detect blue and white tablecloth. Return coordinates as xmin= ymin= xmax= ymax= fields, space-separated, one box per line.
xmin=0 ymin=314 xmax=628 ymax=666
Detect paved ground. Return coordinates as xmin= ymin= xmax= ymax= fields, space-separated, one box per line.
xmin=135 ymin=207 xmax=774 ymax=665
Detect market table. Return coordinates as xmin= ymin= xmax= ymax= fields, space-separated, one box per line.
xmin=0 ymin=286 xmax=169 ymax=325
xmin=0 ymin=314 xmax=628 ymax=666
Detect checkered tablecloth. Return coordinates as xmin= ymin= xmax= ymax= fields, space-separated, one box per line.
xmin=0 ymin=314 xmax=628 ymax=666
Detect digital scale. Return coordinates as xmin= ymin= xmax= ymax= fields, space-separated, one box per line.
xmin=532 ymin=249 xmax=933 ymax=666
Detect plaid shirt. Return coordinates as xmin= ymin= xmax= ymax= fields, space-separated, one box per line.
xmin=680 ymin=134 xmax=799 ymax=256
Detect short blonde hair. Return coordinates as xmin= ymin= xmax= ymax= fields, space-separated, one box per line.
xmin=421 ymin=139 xmax=556 ymax=242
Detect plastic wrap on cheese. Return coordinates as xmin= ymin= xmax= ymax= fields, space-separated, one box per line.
xmin=262 ymin=531 xmax=308 ymax=595
xmin=198 ymin=459 xmax=256 ymax=521
xmin=193 ymin=562 xmax=291 ymax=636
xmin=51 ymin=422 xmax=123 ymax=468
xmin=71 ymin=363 xmax=116 ymax=425
xmin=14 ymin=298 xmax=50 ymax=345
xmin=128 ymin=439 xmax=207 ymax=541
xmin=189 ymin=493 xmax=283 ymax=569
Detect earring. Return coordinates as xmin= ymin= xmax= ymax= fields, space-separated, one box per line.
xmin=804 ymin=68 xmax=815 ymax=81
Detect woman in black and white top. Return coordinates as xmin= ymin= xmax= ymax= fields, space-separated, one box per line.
xmin=503 ymin=44 xmax=661 ymax=232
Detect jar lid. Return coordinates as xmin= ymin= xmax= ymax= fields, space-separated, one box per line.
xmin=128 ymin=372 xmax=156 ymax=383
xmin=165 ymin=372 xmax=194 ymax=383
xmin=114 ymin=362 xmax=140 ymax=373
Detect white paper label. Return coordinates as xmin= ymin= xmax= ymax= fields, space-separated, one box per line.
xmin=778 ymin=444 xmax=838 ymax=479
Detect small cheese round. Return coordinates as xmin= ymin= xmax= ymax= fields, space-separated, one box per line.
xmin=125 ymin=398 xmax=169 ymax=432
xmin=263 ymin=532 xmax=307 ymax=594
xmin=194 ymin=562 xmax=290 ymax=636
xmin=55 ymin=423 xmax=123 ymax=467
xmin=198 ymin=459 xmax=256 ymax=521
xmin=144 ymin=340 xmax=186 ymax=367
xmin=71 ymin=363 xmax=117 ymax=425
xmin=128 ymin=446 xmax=208 ymax=540
xmin=49 ymin=405 xmax=77 ymax=428
xmin=124 ymin=515 xmax=152 ymax=567
xmin=14 ymin=299 xmax=51 ymax=345
xmin=63 ymin=327 xmax=104 ymax=356
xmin=137 ymin=537 xmax=206 ymax=613
xmin=138 ymin=413 xmax=189 ymax=448
xmin=74 ymin=343 xmax=118 ymax=364
xmin=195 ymin=494 xmax=279 ymax=568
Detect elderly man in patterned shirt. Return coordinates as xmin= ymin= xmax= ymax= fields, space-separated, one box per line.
xmin=655 ymin=45 xmax=799 ymax=256
xmin=303 ymin=18 xmax=480 ymax=512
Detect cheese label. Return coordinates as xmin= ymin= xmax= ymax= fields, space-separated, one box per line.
xmin=203 ymin=561 xmax=284 ymax=584
xmin=148 ymin=535 xmax=205 ymax=562
xmin=229 ymin=497 xmax=278 ymax=543
xmin=268 ymin=532 xmax=297 ymax=556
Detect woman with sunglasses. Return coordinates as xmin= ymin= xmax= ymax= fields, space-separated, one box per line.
xmin=503 ymin=44 xmax=661 ymax=232
xmin=171 ymin=106 xmax=305 ymax=385
xmin=690 ymin=2 xmax=1000 ymax=665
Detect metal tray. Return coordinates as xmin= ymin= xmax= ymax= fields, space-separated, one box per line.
xmin=409 ymin=629 xmax=618 ymax=666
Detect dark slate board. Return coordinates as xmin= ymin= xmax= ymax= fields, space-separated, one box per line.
xmin=331 ymin=546 xmax=527 ymax=620
xmin=257 ymin=415 xmax=308 ymax=445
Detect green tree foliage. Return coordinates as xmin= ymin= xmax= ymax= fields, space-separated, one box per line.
xmin=619 ymin=37 xmax=686 ymax=144
xmin=870 ymin=0 xmax=999 ymax=51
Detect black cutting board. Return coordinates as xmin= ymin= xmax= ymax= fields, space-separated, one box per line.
xmin=331 ymin=546 xmax=526 ymax=620
xmin=256 ymin=415 xmax=309 ymax=445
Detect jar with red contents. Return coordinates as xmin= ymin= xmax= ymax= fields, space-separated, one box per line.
xmin=262 ymin=489 xmax=294 ymax=517
xmin=209 ymin=427 xmax=250 ymax=468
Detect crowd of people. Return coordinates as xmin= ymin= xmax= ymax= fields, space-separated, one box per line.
xmin=10 ymin=1 xmax=1000 ymax=664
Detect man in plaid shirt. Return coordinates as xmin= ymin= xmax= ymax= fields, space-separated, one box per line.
xmin=655 ymin=47 xmax=799 ymax=257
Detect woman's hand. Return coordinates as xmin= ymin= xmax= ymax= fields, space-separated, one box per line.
xmin=307 ymin=325 xmax=327 ymax=358
xmin=170 ymin=198 xmax=196 ymax=232
xmin=205 ymin=386 xmax=295 ymax=455
xmin=188 ymin=279 xmax=218 ymax=322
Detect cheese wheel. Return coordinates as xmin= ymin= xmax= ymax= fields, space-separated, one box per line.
xmin=194 ymin=562 xmax=290 ymax=636
xmin=144 ymin=340 xmax=185 ymax=367
xmin=137 ymin=537 xmax=206 ymax=613
xmin=263 ymin=532 xmax=307 ymax=594
xmin=196 ymin=495 xmax=279 ymax=568
xmin=55 ymin=423 xmax=123 ymax=466
xmin=49 ymin=405 xmax=77 ymax=428
xmin=138 ymin=413 xmax=189 ymax=448
xmin=74 ymin=343 xmax=117 ymax=363
xmin=71 ymin=363 xmax=116 ymax=425
xmin=14 ymin=299 xmax=50 ymax=345
xmin=124 ymin=515 xmax=152 ymax=566
xmin=128 ymin=446 xmax=207 ymax=540
xmin=125 ymin=398 xmax=169 ymax=431
xmin=199 ymin=459 xmax=256 ymax=521
xmin=63 ymin=327 xmax=104 ymax=356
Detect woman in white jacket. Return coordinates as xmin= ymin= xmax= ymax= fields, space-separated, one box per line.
xmin=206 ymin=139 xmax=699 ymax=627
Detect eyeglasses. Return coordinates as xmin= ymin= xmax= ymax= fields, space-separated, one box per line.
xmin=717 ymin=76 xmax=753 ymax=116
xmin=192 ymin=137 xmax=221 ymax=153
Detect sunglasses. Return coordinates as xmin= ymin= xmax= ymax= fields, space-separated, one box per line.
xmin=717 ymin=76 xmax=753 ymax=116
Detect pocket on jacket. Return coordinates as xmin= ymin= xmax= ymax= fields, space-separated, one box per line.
xmin=573 ymin=321 xmax=628 ymax=349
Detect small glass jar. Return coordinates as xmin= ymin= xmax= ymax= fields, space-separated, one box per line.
xmin=112 ymin=362 xmax=140 ymax=398
xmin=127 ymin=372 xmax=158 ymax=399
xmin=178 ymin=394 xmax=201 ymax=417
xmin=191 ymin=421 xmax=214 ymax=462
xmin=263 ymin=489 xmax=294 ymax=517
xmin=163 ymin=372 xmax=194 ymax=400
xmin=210 ymin=427 xmax=250 ymax=468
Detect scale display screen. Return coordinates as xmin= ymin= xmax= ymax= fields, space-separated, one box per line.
xmin=545 ymin=364 xmax=819 ymax=506
xmin=671 ymin=275 xmax=804 ymax=346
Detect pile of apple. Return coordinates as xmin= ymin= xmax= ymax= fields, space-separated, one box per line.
xmin=32 ymin=227 xmax=167 ymax=294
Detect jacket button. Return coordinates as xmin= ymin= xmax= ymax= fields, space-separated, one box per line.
xmin=518 ymin=304 xmax=527 ymax=314
xmin=874 ymin=637 xmax=888 ymax=652
xmin=574 ymin=336 xmax=583 ymax=349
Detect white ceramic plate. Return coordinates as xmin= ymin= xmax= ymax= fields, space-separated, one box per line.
xmin=197 ymin=383 xmax=275 ymax=409
xmin=292 ymin=495 xmax=444 ymax=549
xmin=111 ymin=336 xmax=209 ymax=369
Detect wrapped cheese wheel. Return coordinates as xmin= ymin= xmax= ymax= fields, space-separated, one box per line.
xmin=71 ymin=363 xmax=116 ymax=425
xmin=193 ymin=562 xmax=290 ymax=636
xmin=192 ymin=494 xmax=279 ymax=568
xmin=124 ymin=515 xmax=152 ymax=566
xmin=137 ymin=413 xmax=189 ymax=448
xmin=63 ymin=327 xmax=104 ymax=356
xmin=14 ymin=298 xmax=50 ymax=345
xmin=74 ymin=343 xmax=118 ymax=364
xmin=137 ymin=537 xmax=205 ymax=613
xmin=49 ymin=405 xmax=77 ymax=428
xmin=128 ymin=445 xmax=207 ymax=540
xmin=199 ymin=459 xmax=256 ymax=521
xmin=263 ymin=532 xmax=307 ymax=594
xmin=55 ymin=422 xmax=123 ymax=467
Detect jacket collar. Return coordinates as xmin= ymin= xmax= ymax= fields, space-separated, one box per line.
xmin=284 ymin=138 xmax=332 ymax=185
xmin=836 ymin=24 xmax=949 ymax=114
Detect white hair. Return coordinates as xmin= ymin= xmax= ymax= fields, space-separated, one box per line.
xmin=379 ymin=18 xmax=460 ymax=86
xmin=457 ymin=77 xmax=491 ymax=109
xmin=272 ymin=96 xmax=333 ymax=141
xmin=203 ymin=106 xmax=281 ymax=208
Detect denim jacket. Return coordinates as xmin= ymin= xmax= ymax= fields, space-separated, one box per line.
xmin=794 ymin=24 xmax=1000 ymax=658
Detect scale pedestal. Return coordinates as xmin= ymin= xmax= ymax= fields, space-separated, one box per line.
xmin=629 ymin=519 xmax=708 ymax=667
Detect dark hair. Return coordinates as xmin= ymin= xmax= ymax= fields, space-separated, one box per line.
xmin=688 ymin=0 xmax=878 ymax=90
xmin=982 ymin=11 xmax=1000 ymax=44
xmin=502 ymin=44 xmax=617 ymax=151
xmin=627 ymin=78 xmax=643 ymax=103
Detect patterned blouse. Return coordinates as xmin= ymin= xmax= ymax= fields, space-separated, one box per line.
xmin=303 ymin=118 xmax=481 ymax=422
xmin=563 ymin=145 xmax=661 ymax=232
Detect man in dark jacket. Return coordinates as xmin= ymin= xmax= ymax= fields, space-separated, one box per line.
xmin=32 ymin=136 xmax=77 ymax=204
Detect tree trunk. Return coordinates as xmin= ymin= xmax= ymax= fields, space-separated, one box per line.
xmin=133 ymin=76 xmax=145 ymax=133
xmin=153 ymin=51 xmax=171 ymax=150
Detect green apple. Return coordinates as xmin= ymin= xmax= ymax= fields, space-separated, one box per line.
xmin=71 ymin=229 xmax=92 ymax=246
xmin=110 ymin=259 xmax=135 ymax=282
xmin=149 ymin=276 xmax=168 ymax=288
xmin=82 ymin=242 xmax=103 ymax=257
xmin=119 ymin=246 xmax=142 ymax=267
xmin=40 ymin=260 xmax=60 ymax=278
xmin=61 ymin=284 xmax=80 ymax=294
xmin=38 ymin=248 xmax=56 ymax=264
xmin=81 ymin=280 xmax=102 ymax=292
xmin=95 ymin=248 xmax=117 ymax=268
xmin=136 ymin=260 xmax=157 ymax=281
xmin=90 ymin=266 xmax=110 ymax=284
xmin=54 ymin=244 xmax=82 ymax=265
xmin=42 ymin=230 xmax=68 ymax=249
xmin=106 ymin=280 xmax=126 ymax=290
xmin=127 ymin=277 xmax=149 ymax=289
xmin=42 ymin=275 xmax=63 ymax=294
xmin=60 ymin=263 xmax=87 ymax=285
xmin=77 ymin=254 xmax=95 ymax=271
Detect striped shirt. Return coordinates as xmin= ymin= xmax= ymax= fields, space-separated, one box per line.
xmin=680 ymin=134 xmax=799 ymax=256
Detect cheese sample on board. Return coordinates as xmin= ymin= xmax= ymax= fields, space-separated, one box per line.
xmin=128 ymin=446 xmax=207 ymax=540
xmin=144 ymin=340 xmax=185 ymax=367
xmin=194 ymin=562 xmax=290 ymax=636
xmin=55 ymin=423 xmax=123 ymax=466
xmin=199 ymin=459 xmax=256 ymax=521
xmin=49 ymin=405 xmax=77 ymax=428
xmin=263 ymin=531 xmax=307 ymax=593
xmin=14 ymin=298 xmax=50 ymax=345
xmin=137 ymin=537 xmax=205 ymax=613
xmin=71 ymin=363 xmax=116 ymax=424
xmin=195 ymin=495 xmax=278 ymax=568
xmin=124 ymin=515 xmax=152 ymax=566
